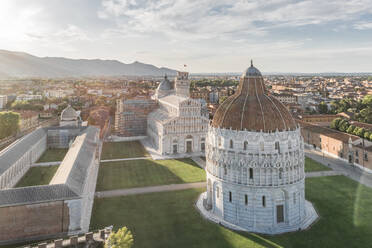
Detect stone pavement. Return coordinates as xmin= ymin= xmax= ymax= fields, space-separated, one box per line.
xmin=32 ymin=161 xmax=61 ymax=167
xmin=305 ymin=148 xmax=372 ymax=189
xmin=305 ymin=170 xmax=344 ymax=178
xmin=100 ymin=157 xmax=149 ymax=163
xmin=95 ymin=182 xmax=206 ymax=198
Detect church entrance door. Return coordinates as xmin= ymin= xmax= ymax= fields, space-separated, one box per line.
xmin=173 ymin=144 xmax=178 ymax=154
xmin=186 ymin=141 xmax=192 ymax=153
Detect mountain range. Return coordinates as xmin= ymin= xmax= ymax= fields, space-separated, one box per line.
xmin=0 ymin=50 xmax=177 ymax=78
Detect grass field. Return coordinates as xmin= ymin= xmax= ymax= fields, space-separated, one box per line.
xmin=36 ymin=148 xmax=68 ymax=163
xmin=305 ymin=157 xmax=332 ymax=172
xmin=16 ymin=165 xmax=59 ymax=188
xmin=91 ymin=175 xmax=372 ymax=248
xmin=101 ymin=141 xmax=149 ymax=160
xmin=96 ymin=158 xmax=205 ymax=191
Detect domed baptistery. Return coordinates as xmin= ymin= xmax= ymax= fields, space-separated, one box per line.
xmin=196 ymin=61 xmax=318 ymax=234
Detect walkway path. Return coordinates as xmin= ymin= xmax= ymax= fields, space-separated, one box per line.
xmin=305 ymin=170 xmax=344 ymax=178
xmin=95 ymin=169 xmax=342 ymax=199
xmin=100 ymin=157 xmax=149 ymax=163
xmin=95 ymin=182 xmax=206 ymax=198
xmin=33 ymin=161 xmax=60 ymax=167
xmin=305 ymin=148 xmax=372 ymax=189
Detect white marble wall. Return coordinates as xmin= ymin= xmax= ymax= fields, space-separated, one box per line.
xmin=205 ymin=125 xmax=306 ymax=233
xmin=0 ymin=134 xmax=47 ymax=189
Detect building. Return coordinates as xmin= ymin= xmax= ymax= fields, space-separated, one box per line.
xmin=16 ymin=94 xmax=42 ymax=101
xmin=147 ymin=72 xmax=209 ymax=155
xmin=60 ymin=105 xmax=81 ymax=127
xmin=298 ymin=114 xmax=339 ymax=126
xmin=197 ymin=62 xmax=318 ymax=234
xmin=114 ymin=97 xmax=157 ymax=136
xmin=299 ymin=120 xmax=372 ymax=172
xmin=0 ymin=126 xmax=100 ymax=244
xmin=46 ymin=89 xmax=74 ymax=98
xmin=0 ymin=95 xmax=7 ymax=109
xmin=272 ymin=93 xmax=298 ymax=104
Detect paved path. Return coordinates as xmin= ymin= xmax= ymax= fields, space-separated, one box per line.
xmin=95 ymin=182 xmax=206 ymax=198
xmin=305 ymin=170 xmax=344 ymax=178
xmin=305 ymin=148 xmax=372 ymax=189
xmin=100 ymin=157 xmax=149 ymax=163
xmin=33 ymin=161 xmax=61 ymax=166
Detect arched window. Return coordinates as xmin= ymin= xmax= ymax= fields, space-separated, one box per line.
xmin=230 ymin=140 xmax=233 ymax=149
xmin=229 ymin=191 xmax=232 ymax=202
xmin=288 ymin=140 xmax=292 ymax=149
xmin=244 ymin=141 xmax=248 ymax=150
xmin=262 ymin=196 xmax=266 ymax=207
xmin=260 ymin=142 xmax=264 ymax=151
xmin=245 ymin=194 xmax=248 ymax=205
xmin=249 ymin=168 xmax=253 ymax=179
xmin=275 ymin=141 xmax=280 ymax=151
xmin=218 ymin=137 xmax=221 ymax=147
xmin=224 ymin=165 xmax=227 ymax=175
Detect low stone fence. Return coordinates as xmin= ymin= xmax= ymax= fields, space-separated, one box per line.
xmin=106 ymin=135 xmax=147 ymax=142
xmin=21 ymin=228 xmax=112 ymax=248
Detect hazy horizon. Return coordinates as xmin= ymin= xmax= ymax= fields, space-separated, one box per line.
xmin=1 ymin=0 xmax=372 ymax=73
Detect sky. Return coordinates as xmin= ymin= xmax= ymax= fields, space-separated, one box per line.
xmin=1 ymin=0 xmax=372 ymax=73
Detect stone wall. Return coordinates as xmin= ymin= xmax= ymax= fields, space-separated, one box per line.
xmin=0 ymin=201 xmax=70 ymax=243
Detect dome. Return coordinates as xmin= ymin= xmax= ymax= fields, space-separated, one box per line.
xmin=157 ymin=75 xmax=172 ymax=91
xmin=212 ymin=61 xmax=297 ymax=132
xmin=61 ymin=105 xmax=78 ymax=121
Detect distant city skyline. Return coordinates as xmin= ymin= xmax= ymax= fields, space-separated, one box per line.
xmin=1 ymin=0 xmax=372 ymax=73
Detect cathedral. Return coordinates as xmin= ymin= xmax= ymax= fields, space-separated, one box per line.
xmin=147 ymin=72 xmax=209 ymax=155
xmin=197 ymin=62 xmax=318 ymax=234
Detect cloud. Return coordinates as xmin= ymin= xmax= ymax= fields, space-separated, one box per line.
xmin=354 ymin=22 xmax=372 ymax=30
xmin=97 ymin=0 xmax=372 ymax=42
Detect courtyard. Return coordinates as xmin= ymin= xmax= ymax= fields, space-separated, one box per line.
xmin=96 ymin=158 xmax=205 ymax=191
xmin=101 ymin=141 xmax=150 ymax=160
xmin=91 ymin=175 xmax=372 ymax=248
xmin=36 ymin=148 xmax=68 ymax=163
xmin=15 ymin=165 xmax=59 ymax=188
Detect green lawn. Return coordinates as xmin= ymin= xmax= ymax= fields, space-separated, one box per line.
xmin=101 ymin=141 xmax=149 ymax=160
xmin=91 ymin=176 xmax=372 ymax=248
xmin=305 ymin=157 xmax=331 ymax=172
xmin=16 ymin=165 xmax=59 ymax=188
xmin=96 ymin=158 xmax=205 ymax=191
xmin=36 ymin=148 xmax=68 ymax=163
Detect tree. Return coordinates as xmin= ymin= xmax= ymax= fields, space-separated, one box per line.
xmin=0 ymin=111 xmax=20 ymax=139
xmin=318 ymin=102 xmax=328 ymax=114
xmin=219 ymin=96 xmax=228 ymax=104
xmin=330 ymin=118 xmax=342 ymax=129
xmin=338 ymin=119 xmax=349 ymax=132
xmin=364 ymin=131 xmax=372 ymax=140
xmin=370 ymin=133 xmax=372 ymax=141
xmin=106 ymin=227 xmax=134 ymax=248
xmin=346 ymin=125 xmax=356 ymax=134
xmin=355 ymin=127 xmax=366 ymax=137
xmin=353 ymin=127 xmax=360 ymax=135
xmin=362 ymin=95 xmax=372 ymax=105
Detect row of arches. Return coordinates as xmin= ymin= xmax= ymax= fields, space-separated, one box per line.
xmin=206 ymin=162 xmax=304 ymax=186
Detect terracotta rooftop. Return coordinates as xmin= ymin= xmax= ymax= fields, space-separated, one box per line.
xmin=212 ymin=62 xmax=297 ymax=132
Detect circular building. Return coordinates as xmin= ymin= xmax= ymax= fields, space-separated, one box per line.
xmin=197 ymin=62 xmax=318 ymax=234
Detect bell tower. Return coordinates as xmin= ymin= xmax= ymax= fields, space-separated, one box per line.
xmin=175 ymin=71 xmax=190 ymax=97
